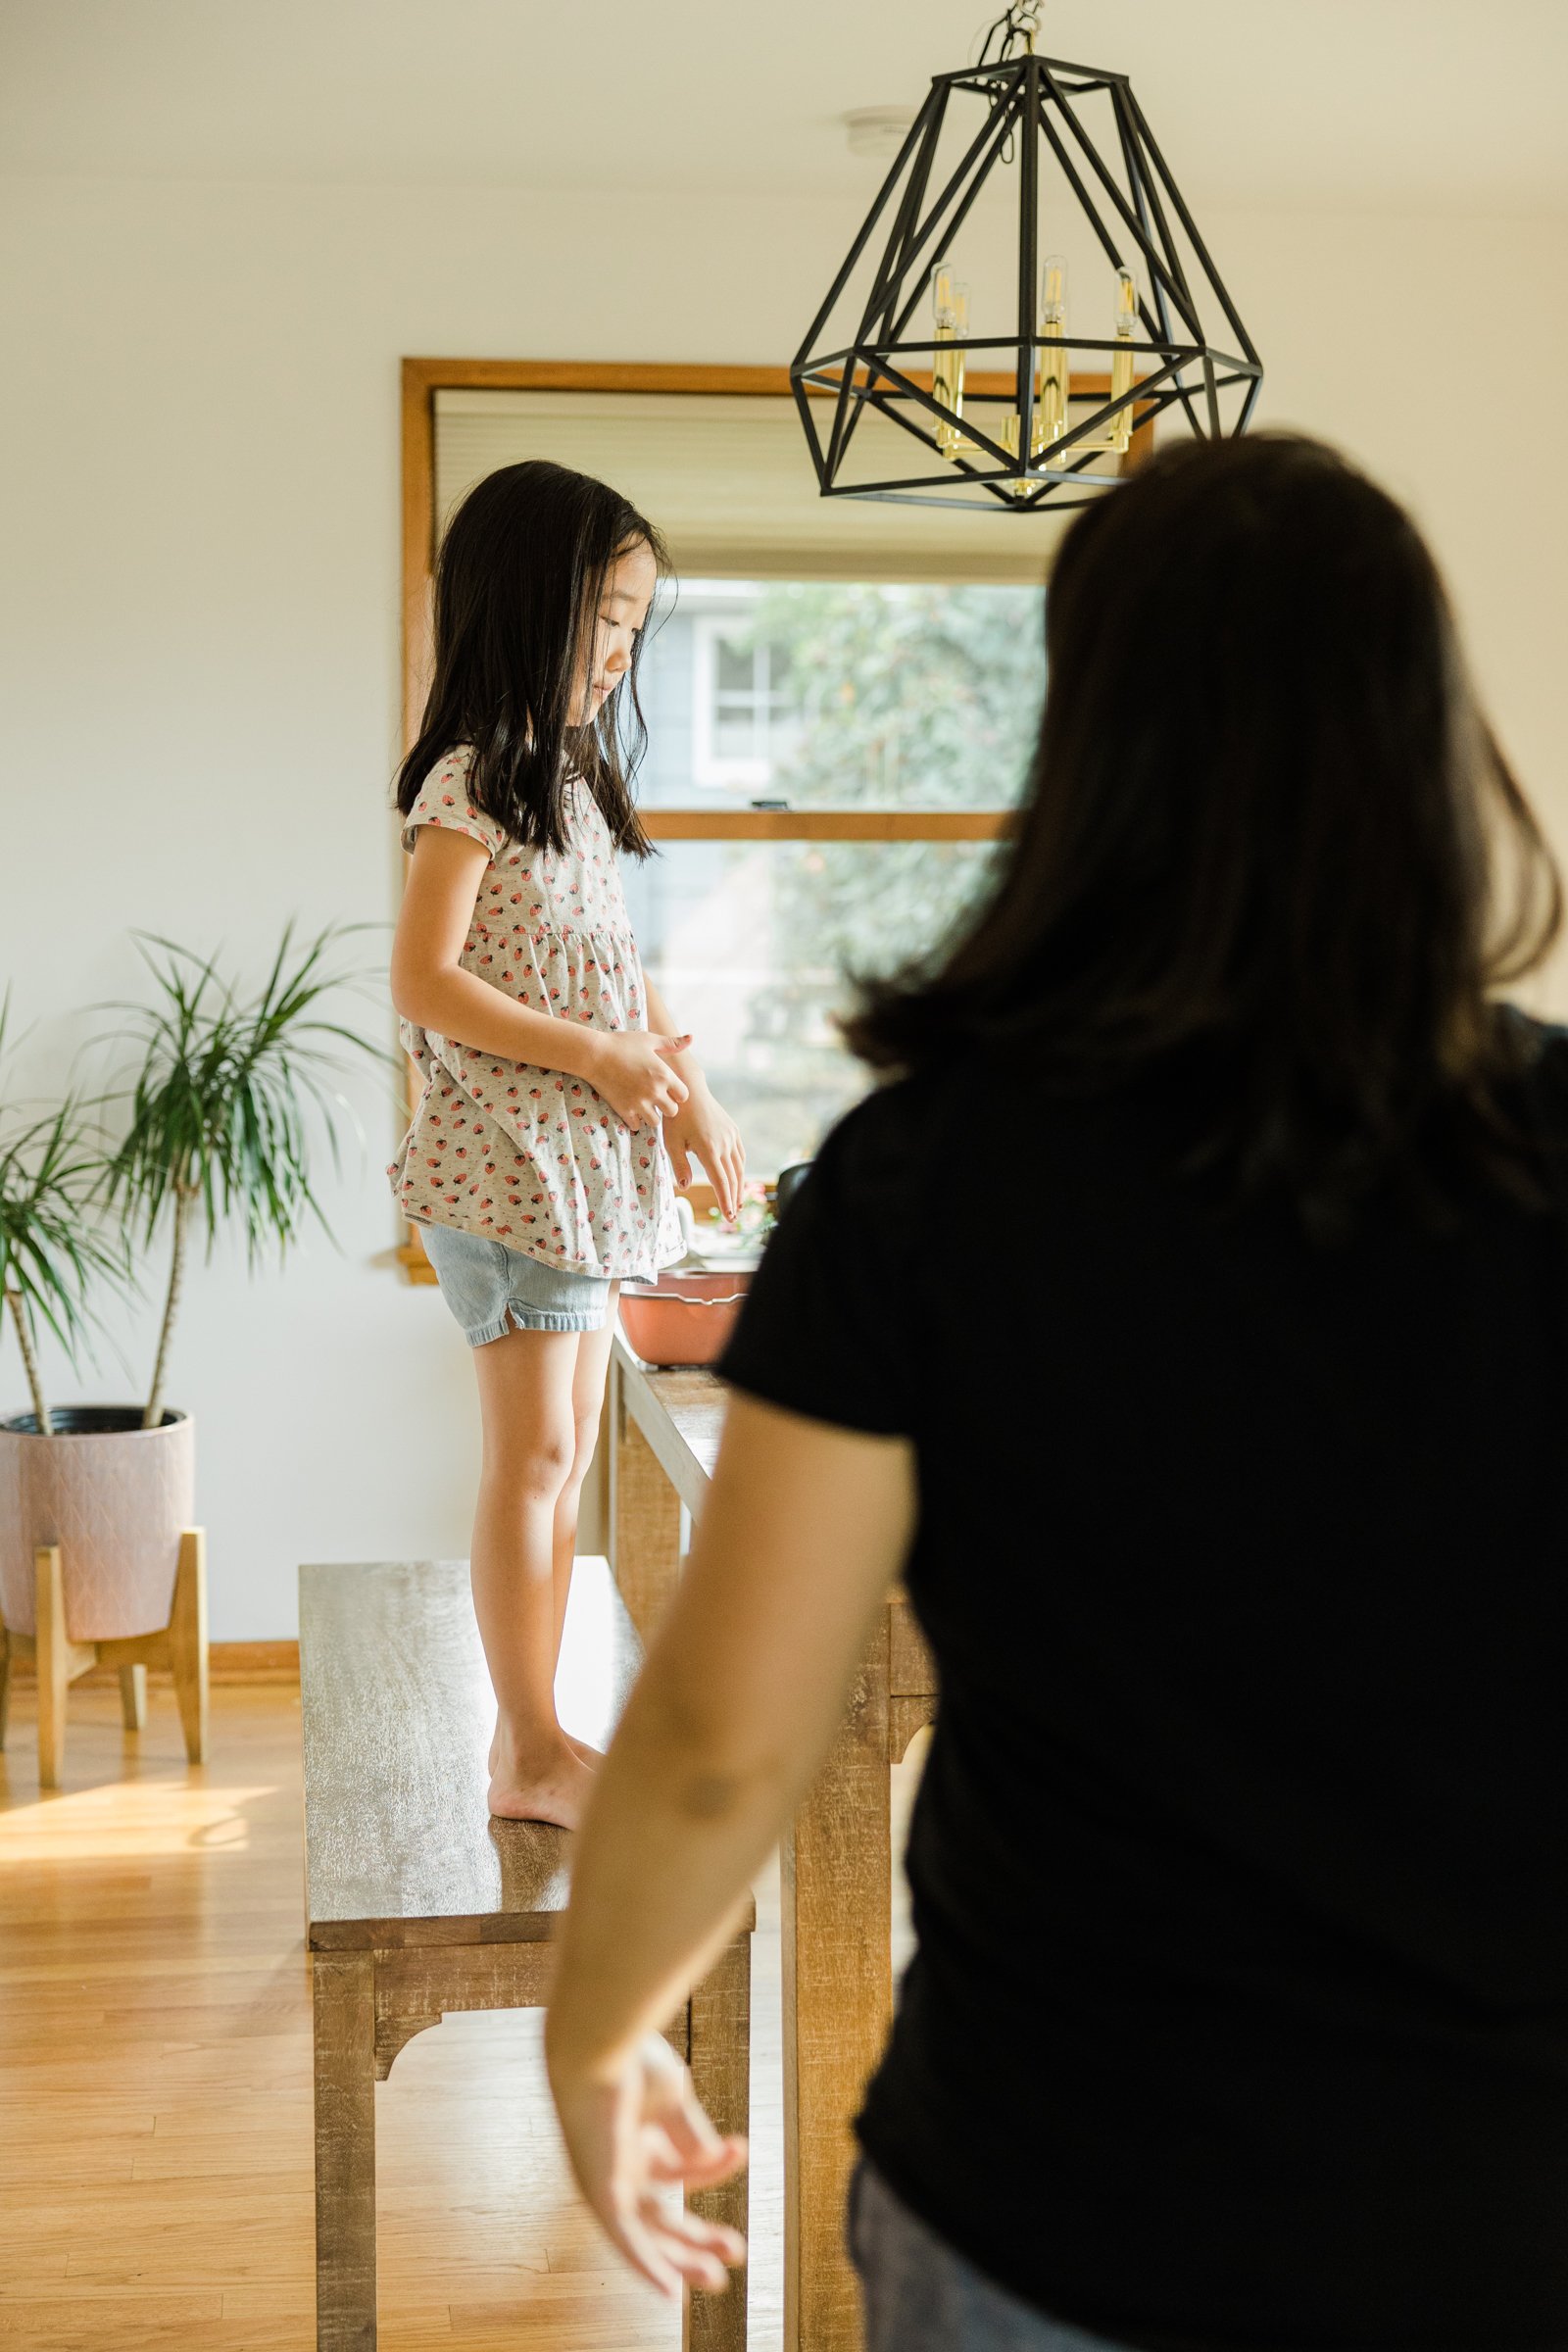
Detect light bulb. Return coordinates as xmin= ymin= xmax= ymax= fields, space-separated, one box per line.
xmin=1113 ymin=266 xmax=1138 ymax=335
xmin=1109 ymin=267 xmax=1138 ymax=455
xmin=1035 ymin=252 xmax=1069 ymax=458
xmin=930 ymin=261 xmax=956 ymax=332
xmin=999 ymin=410 xmax=1035 ymax=498
xmin=930 ymin=264 xmax=968 ymax=459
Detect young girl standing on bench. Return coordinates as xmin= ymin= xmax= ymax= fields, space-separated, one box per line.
xmin=389 ymin=461 xmax=744 ymax=1828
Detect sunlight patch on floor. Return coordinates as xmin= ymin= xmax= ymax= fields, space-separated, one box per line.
xmin=0 ymin=1781 xmax=273 ymax=1859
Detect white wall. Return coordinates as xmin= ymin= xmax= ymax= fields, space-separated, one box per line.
xmin=2 ymin=176 xmax=1565 ymax=1635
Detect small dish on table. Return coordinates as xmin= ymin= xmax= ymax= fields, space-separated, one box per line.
xmin=617 ymin=1268 xmax=754 ymax=1369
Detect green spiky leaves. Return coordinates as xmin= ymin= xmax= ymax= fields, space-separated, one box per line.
xmin=0 ymin=999 xmax=131 ymax=1434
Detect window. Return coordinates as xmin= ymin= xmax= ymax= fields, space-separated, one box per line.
xmin=402 ymin=364 xmax=1139 ymax=1194
xmin=640 ymin=577 xmax=1044 ymax=814
xmin=691 ymin=608 xmax=798 ymax=791
xmin=631 ymin=575 xmax=1045 ymax=1160
xmin=623 ymin=837 xmax=996 ymax=1175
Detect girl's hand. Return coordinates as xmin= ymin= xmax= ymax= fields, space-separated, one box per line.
xmin=665 ymin=1085 xmax=746 ymax=1220
xmin=547 ymin=2029 xmax=748 ymax=2300
xmin=588 ymin=1032 xmax=693 ymax=1129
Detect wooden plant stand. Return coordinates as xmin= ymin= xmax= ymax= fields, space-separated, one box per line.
xmin=0 ymin=1530 xmax=210 ymax=1788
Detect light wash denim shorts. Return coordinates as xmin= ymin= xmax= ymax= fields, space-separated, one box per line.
xmin=849 ymin=2161 xmax=1137 ymax=2352
xmin=418 ymin=1219 xmax=612 ymax=1344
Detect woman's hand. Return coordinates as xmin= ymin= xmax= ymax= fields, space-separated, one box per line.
xmin=546 ymin=2028 xmax=748 ymax=2300
xmin=587 ymin=1032 xmax=693 ymax=1129
xmin=665 ymin=1083 xmax=746 ymax=1220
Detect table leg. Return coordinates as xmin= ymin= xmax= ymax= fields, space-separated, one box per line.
xmin=780 ymin=1611 xmax=892 ymax=2352
xmin=313 ymin=1950 xmax=378 ymax=2350
xmin=685 ymin=1935 xmax=752 ymax=2352
xmin=609 ymin=1361 xmax=684 ymax=1648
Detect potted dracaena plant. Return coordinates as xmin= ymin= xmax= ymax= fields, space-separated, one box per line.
xmin=0 ymin=928 xmax=385 ymax=1771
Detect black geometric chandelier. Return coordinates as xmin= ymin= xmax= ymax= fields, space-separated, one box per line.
xmin=791 ymin=2 xmax=1262 ymax=514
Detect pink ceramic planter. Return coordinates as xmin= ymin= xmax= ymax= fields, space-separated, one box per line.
xmin=0 ymin=1408 xmax=194 ymax=1642
xmin=618 ymin=1271 xmax=753 ymax=1368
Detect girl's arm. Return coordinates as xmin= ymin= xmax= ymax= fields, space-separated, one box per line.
xmin=641 ymin=969 xmax=745 ymax=1218
xmin=392 ymin=827 xmax=690 ymax=1129
xmin=544 ymin=1392 xmax=916 ymax=2296
xmin=641 ymin=972 xmax=703 ymax=1099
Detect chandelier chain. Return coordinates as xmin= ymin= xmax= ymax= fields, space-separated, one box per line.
xmin=975 ymin=3 xmax=1042 ymax=68
xmin=791 ymin=5 xmax=1262 ymax=511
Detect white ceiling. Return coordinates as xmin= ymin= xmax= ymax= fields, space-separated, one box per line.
xmin=1 ymin=0 xmax=1565 ymax=215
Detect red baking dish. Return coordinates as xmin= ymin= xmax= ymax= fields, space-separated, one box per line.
xmin=617 ymin=1269 xmax=753 ymax=1367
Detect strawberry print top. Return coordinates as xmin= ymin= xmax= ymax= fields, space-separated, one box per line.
xmin=388 ymin=746 xmax=684 ymax=1280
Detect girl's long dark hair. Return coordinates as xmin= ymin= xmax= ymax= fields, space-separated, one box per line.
xmin=846 ymin=433 xmax=1562 ymax=1233
xmin=396 ymin=459 xmax=668 ymax=858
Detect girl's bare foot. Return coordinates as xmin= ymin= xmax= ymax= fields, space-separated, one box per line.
xmin=491 ymin=1723 xmax=604 ymax=1775
xmin=488 ymin=1735 xmax=596 ymax=1829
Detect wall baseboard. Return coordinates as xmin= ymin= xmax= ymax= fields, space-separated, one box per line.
xmin=6 ymin=1639 xmax=300 ymax=1687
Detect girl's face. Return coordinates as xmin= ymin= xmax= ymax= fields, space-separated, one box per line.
xmin=572 ymin=538 xmax=659 ymax=724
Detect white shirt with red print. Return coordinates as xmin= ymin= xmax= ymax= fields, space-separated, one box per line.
xmin=389 ymin=746 xmax=683 ymax=1280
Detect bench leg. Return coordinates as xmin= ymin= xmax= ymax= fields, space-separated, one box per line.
xmin=314 ymin=1950 xmax=377 ymax=2350
xmin=685 ymin=1934 xmax=752 ymax=2352
xmin=611 ymin=1415 xmax=684 ymax=1649
xmin=780 ymin=1618 xmax=893 ymax=2352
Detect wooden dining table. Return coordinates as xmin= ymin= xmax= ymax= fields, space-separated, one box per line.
xmin=607 ymin=1330 xmax=938 ymax=2352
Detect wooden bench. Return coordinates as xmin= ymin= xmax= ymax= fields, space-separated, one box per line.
xmin=300 ymin=1555 xmax=753 ymax=2352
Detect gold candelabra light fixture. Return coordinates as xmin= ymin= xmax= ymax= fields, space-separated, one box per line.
xmin=792 ymin=4 xmax=1262 ymax=515
xmin=992 ymin=257 xmax=1140 ymax=491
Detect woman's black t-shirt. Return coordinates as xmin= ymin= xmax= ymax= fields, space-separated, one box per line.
xmin=715 ymin=1033 xmax=1568 ymax=2351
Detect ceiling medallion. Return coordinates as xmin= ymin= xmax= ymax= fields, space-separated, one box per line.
xmin=792 ymin=3 xmax=1262 ymax=514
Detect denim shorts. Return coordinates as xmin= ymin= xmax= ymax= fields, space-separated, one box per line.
xmin=849 ymin=2161 xmax=1136 ymax=2352
xmin=418 ymin=1219 xmax=612 ymax=1344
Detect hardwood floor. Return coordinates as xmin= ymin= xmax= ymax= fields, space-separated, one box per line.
xmin=0 ymin=1663 xmax=922 ymax=2350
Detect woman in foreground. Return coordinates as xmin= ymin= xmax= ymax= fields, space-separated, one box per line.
xmin=546 ymin=434 xmax=1568 ymax=2350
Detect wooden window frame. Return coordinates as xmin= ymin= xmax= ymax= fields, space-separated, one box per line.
xmin=395 ymin=359 xmax=1149 ymax=1279
xmin=400 ymin=357 xmax=1152 ymax=843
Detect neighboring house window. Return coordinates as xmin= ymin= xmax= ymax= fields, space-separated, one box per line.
xmin=692 ymin=614 xmax=796 ymax=791
xmin=625 ymin=576 xmax=1046 ymax=1172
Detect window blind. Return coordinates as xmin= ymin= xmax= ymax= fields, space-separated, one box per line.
xmin=433 ymin=389 xmax=1065 ymax=586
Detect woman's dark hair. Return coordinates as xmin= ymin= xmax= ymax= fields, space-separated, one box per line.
xmin=396 ymin=459 xmax=669 ymax=858
xmin=846 ymin=433 xmax=1562 ymax=1233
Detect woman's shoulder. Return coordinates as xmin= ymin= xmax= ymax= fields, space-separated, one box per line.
xmin=1498 ymin=1008 xmax=1568 ymax=1137
xmin=807 ymin=1079 xmax=929 ymax=1226
xmin=1507 ymin=1008 xmax=1568 ymax=1062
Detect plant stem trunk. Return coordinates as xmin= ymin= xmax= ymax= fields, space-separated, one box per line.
xmin=5 ymin=1288 xmax=52 ymax=1436
xmin=144 ymin=1187 xmax=194 ymax=1432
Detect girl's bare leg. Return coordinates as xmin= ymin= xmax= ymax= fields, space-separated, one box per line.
xmin=469 ymin=1324 xmax=595 ymax=1827
xmin=550 ymin=1291 xmax=620 ymax=1764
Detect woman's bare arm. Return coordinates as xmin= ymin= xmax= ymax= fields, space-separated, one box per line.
xmin=545 ymin=1393 xmax=916 ymax=2290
